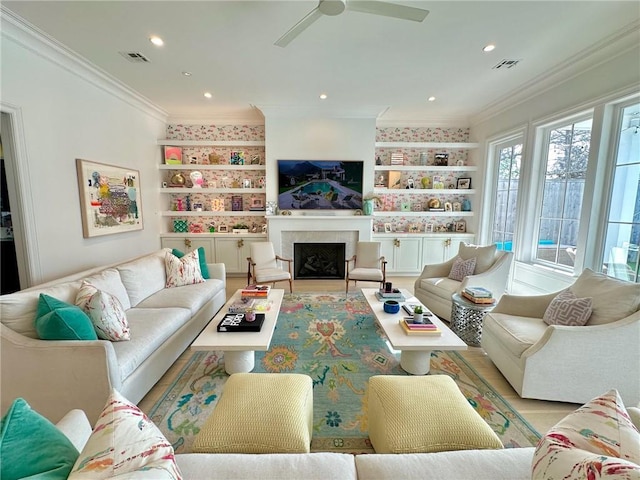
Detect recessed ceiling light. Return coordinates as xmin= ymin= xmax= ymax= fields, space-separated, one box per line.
xmin=182 ymin=71 xmax=192 ymax=77
xmin=483 ymin=44 xmax=496 ymax=52
xmin=204 ymin=92 xmax=212 ymax=99
xmin=319 ymin=93 xmax=328 ymax=100
xmin=427 ymin=96 xmax=436 ymax=102
xmin=149 ymin=35 xmax=164 ymax=47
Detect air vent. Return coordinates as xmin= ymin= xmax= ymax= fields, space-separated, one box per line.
xmin=119 ymin=51 xmax=150 ymax=63
xmin=492 ymin=59 xmax=520 ymax=70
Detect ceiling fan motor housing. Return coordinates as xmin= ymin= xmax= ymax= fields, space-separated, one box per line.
xmin=319 ymin=0 xmax=347 ymax=16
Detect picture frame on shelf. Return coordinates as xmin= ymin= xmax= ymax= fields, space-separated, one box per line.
xmin=163 ymin=146 xmax=183 ymax=165
xmin=242 ymin=178 xmax=252 ymax=188
xmin=408 ymin=223 xmax=420 ymax=233
xmin=388 ymin=171 xmax=402 ymax=189
xmin=434 ymin=153 xmax=449 ymax=166
xmin=250 ymin=154 xmax=261 ymax=165
xmin=401 ymin=202 xmax=411 ymax=212
xmin=455 ymin=220 xmax=467 ymax=232
xmin=456 ymin=177 xmax=472 ymax=189
xmin=75 ymin=158 xmax=143 ymax=238
xmin=250 ymin=197 xmax=264 ymax=209
xmin=261 ymin=224 xmax=268 ymax=234
xmin=444 ymin=202 xmax=452 ymax=212
xmin=230 ymin=151 xmax=245 ymax=165
xmin=231 ymin=195 xmax=243 ymax=211
xmin=425 ymin=223 xmax=434 ymax=233
xmin=452 ymin=201 xmax=462 ymax=212
xmin=384 ymin=223 xmax=392 ymax=233
xmin=218 ymin=224 xmax=228 ymax=233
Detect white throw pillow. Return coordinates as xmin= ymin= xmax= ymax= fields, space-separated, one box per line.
xmin=68 ymin=390 xmax=182 ymax=479
xmin=457 ymin=243 xmax=497 ymax=274
xmin=532 ymin=389 xmax=640 ymax=480
xmin=543 ymin=289 xmax=592 ymax=326
xmin=165 ymin=250 xmax=205 ymax=288
xmin=86 ymin=290 xmax=130 ymax=341
xmin=448 ymin=256 xmax=476 ymax=281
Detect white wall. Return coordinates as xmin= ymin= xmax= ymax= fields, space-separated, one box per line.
xmin=262 ymin=114 xmax=377 ymax=207
xmin=1 ymin=17 xmax=167 ymax=284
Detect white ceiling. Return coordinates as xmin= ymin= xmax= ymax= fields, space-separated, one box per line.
xmin=3 ymin=1 xmax=639 ymax=125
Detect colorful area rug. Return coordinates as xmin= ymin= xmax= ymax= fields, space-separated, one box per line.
xmin=148 ymin=292 xmax=540 ymax=454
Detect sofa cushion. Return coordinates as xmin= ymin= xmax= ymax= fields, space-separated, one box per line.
xmin=543 ymin=289 xmax=592 ymax=326
xmin=34 ymin=294 xmax=98 ymax=341
xmin=136 ymin=279 xmax=224 ymax=315
xmin=532 ymin=389 xmax=640 ymax=479
xmin=570 ymin=269 xmax=640 ymax=325
xmin=448 ymin=256 xmax=477 ymax=281
xmin=458 ymin=243 xmax=497 ymax=274
xmin=172 ymin=247 xmax=210 ymax=279
xmin=418 ymin=276 xmax=462 ymax=301
xmin=79 ymin=268 xmax=131 ymax=310
xmin=165 ymin=250 xmax=205 ymax=288
xmin=482 ymin=313 xmax=548 ymax=358
xmin=1 ymin=398 xmax=80 ymax=480
xmin=0 ymin=281 xmax=80 ymax=338
xmin=111 ymin=307 xmax=192 ymax=380
xmin=117 ymin=249 xmax=168 ymax=307
xmin=68 ymin=390 xmax=181 ymax=479
xmin=86 ymin=290 xmax=130 ymax=341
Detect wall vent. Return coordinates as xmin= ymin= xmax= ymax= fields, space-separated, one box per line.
xmin=119 ymin=51 xmax=150 ymax=63
xmin=492 ymin=59 xmax=520 ymax=70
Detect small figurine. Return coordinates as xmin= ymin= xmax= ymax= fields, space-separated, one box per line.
xmin=190 ymin=171 xmax=204 ymax=188
xmin=406 ymin=177 xmax=415 ymax=189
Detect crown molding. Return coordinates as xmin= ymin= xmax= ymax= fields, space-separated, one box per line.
xmin=470 ymin=20 xmax=640 ymax=126
xmin=1 ymin=7 xmax=168 ymax=123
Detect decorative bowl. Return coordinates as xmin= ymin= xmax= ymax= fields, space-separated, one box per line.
xmin=383 ymin=300 xmax=400 ymax=314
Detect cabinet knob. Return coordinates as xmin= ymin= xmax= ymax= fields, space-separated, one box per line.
xmin=185 ymin=239 xmax=192 ymax=248
xmin=238 ymin=239 xmax=244 ymax=248
xmin=444 ymin=238 xmax=451 ymax=247
xmin=394 ymin=238 xmax=401 ymax=248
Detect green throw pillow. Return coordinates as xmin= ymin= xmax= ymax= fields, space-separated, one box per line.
xmin=35 ymin=294 xmax=97 ymax=340
xmin=0 ymin=398 xmax=79 ymax=480
xmin=172 ymin=247 xmax=210 ymax=279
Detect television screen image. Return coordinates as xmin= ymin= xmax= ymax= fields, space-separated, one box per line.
xmin=277 ymin=160 xmax=364 ymax=210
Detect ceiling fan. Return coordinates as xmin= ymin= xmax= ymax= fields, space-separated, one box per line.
xmin=274 ymin=0 xmax=429 ymax=47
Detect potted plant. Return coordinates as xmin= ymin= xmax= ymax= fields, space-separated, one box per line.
xmin=232 ymin=223 xmax=250 ymax=234
xmin=413 ymin=305 xmax=424 ymax=324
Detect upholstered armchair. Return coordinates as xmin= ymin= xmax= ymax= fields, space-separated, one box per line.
xmin=413 ymin=243 xmax=513 ymax=321
xmin=247 ymin=242 xmax=293 ymax=292
xmin=345 ymin=242 xmax=387 ymax=293
xmin=482 ymin=269 xmax=640 ymax=405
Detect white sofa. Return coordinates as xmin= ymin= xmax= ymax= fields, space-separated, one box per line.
xmin=55 ymin=408 xmax=537 ymax=480
xmin=482 ymin=269 xmax=640 ymax=405
xmin=0 ymin=248 xmax=227 ymax=424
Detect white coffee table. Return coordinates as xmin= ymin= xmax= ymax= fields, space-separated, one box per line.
xmin=191 ymin=289 xmax=284 ymax=374
xmin=361 ymin=288 xmax=467 ymax=375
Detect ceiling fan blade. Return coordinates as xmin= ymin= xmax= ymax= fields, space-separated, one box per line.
xmin=274 ymin=7 xmax=324 ymax=47
xmin=347 ymin=1 xmax=429 ymax=22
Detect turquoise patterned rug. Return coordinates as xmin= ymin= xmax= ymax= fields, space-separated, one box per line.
xmin=148 ymin=292 xmax=540 ymax=454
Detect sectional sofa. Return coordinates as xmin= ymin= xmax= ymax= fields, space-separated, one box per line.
xmin=0 ymin=248 xmax=226 ymax=424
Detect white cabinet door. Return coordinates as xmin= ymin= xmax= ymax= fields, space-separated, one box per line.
xmin=214 ymin=237 xmax=262 ymax=274
xmin=447 ymin=235 xmax=475 ymax=261
xmin=161 ymin=237 xmax=215 ymax=261
xmin=422 ymin=235 xmax=476 ymax=265
xmin=378 ymin=237 xmax=422 ymax=273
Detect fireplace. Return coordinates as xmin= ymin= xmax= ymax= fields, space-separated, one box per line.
xmin=294 ymin=243 xmax=346 ymax=279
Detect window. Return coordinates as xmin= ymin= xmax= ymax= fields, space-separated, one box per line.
xmin=602 ymin=102 xmax=640 ymax=283
xmin=536 ymin=117 xmax=592 ymax=268
xmin=491 ymin=140 xmax=522 ymax=252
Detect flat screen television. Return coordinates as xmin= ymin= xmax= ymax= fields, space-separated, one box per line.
xmin=277 ymin=160 xmax=364 ymax=210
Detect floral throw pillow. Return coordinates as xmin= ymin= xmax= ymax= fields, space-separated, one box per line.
xmin=532 ymin=389 xmax=640 ymax=480
xmin=448 ymin=256 xmax=477 ymax=281
xmin=86 ymin=290 xmax=130 ymax=341
xmin=543 ymin=289 xmax=592 ymax=326
xmin=165 ymin=250 xmax=205 ymax=288
xmin=68 ymin=390 xmax=182 ymax=479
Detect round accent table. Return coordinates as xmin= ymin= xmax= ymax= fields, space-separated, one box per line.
xmin=450 ymin=293 xmax=496 ymax=347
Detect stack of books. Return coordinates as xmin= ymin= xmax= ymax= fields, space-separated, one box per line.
xmin=375 ymin=288 xmax=405 ymax=302
xmin=228 ymin=297 xmax=256 ymax=314
xmin=461 ymin=287 xmax=495 ymax=304
xmin=217 ymin=313 xmax=265 ymax=332
xmin=399 ymin=318 xmax=441 ymax=336
xmin=241 ymin=284 xmax=271 ymax=298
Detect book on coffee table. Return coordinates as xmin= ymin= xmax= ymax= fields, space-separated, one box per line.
xmin=399 ymin=319 xmax=441 ymax=336
xmin=241 ymin=284 xmax=271 ymax=298
xmin=376 ymin=291 xmax=406 ymax=302
xmin=217 ymin=313 xmax=265 ymax=332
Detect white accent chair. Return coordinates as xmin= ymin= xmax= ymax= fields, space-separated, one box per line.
xmin=345 ymin=242 xmax=387 ymax=294
xmin=482 ymin=269 xmax=640 ymax=405
xmin=413 ymin=243 xmax=513 ymax=321
xmin=247 ymin=242 xmax=293 ymax=292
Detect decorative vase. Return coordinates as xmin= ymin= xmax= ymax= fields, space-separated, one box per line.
xmin=363 ymin=199 xmax=375 ymax=215
xmin=462 ymin=199 xmax=471 ymax=211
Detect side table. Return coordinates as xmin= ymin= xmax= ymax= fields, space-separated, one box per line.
xmin=450 ymin=293 xmax=496 ymax=347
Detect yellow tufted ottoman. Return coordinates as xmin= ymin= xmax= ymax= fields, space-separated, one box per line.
xmin=367 ymin=375 xmax=503 ymax=454
xmin=192 ymin=373 xmax=313 ymax=453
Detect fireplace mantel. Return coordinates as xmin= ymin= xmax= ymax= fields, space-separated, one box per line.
xmin=267 ymin=215 xmax=373 ymax=260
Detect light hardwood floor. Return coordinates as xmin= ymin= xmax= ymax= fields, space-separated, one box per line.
xmin=138 ymin=276 xmax=579 ymax=436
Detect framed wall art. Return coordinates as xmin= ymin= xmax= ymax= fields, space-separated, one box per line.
xmin=76 ymin=158 xmax=143 ymax=238
xmin=456 ymin=177 xmax=472 ymax=189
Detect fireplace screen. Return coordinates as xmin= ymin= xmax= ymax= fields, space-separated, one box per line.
xmin=294 ymin=243 xmax=346 ymax=279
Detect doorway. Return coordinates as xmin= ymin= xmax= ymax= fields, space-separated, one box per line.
xmin=0 ymin=134 xmax=20 ymax=293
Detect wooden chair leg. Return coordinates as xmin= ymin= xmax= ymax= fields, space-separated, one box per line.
xmin=288 ymin=278 xmax=293 ymax=293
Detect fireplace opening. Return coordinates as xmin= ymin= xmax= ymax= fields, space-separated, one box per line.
xmin=294 ymin=243 xmax=346 ymax=279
